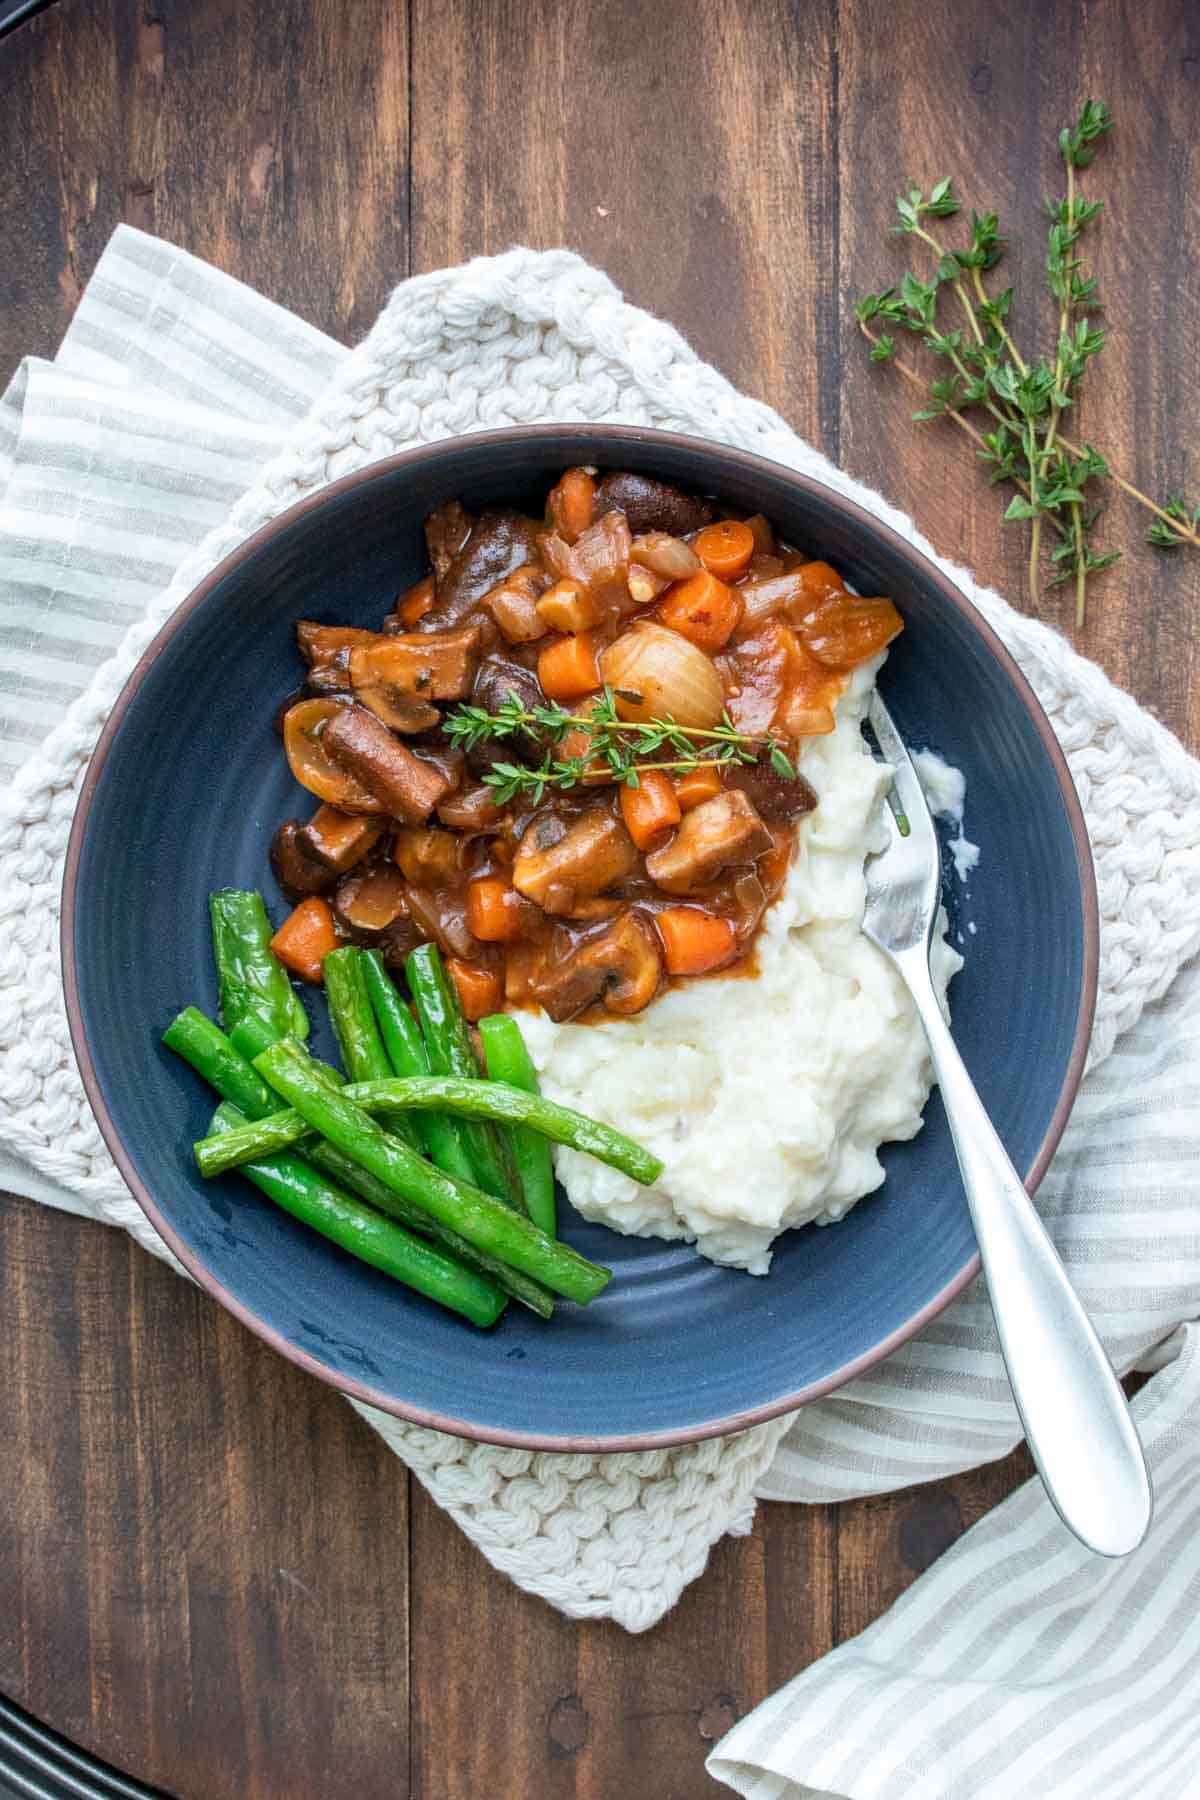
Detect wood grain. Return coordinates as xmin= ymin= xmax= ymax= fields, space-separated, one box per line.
xmin=0 ymin=1200 xmax=411 ymax=1800
xmin=410 ymin=0 xmax=840 ymax=448
xmin=838 ymin=0 xmax=1200 ymax=742
xmin=1 ymin=0 xmax=1197 ymax=1795
xmin=409 ymin=1481 xmax=836 ymax=1800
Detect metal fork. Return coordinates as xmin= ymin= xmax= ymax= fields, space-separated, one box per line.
xmin=862 ymin=692 xmax=1151 ymax=1557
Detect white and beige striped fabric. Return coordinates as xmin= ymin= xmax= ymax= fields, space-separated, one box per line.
xmin=0 ymin=231 xmax=340 ymax=783
xmin=2 ymin=228 xmax=1199 ymax=1796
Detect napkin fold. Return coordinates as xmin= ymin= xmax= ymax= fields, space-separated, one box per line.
xmin=1 ymin=229 xmax=1199 ymax=1795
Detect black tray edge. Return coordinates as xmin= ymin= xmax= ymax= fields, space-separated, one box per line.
xmin=0 ymin=1695 xmax=168 ymax=1800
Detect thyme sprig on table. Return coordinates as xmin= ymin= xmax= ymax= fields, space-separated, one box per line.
xmin=855 ymin=100 xmax=1200 ymax=627
xmin=444 ymin=688 xmax=798 ymax=805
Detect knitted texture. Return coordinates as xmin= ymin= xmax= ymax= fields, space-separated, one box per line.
xmin=2 ymin=249 xmax=1199 ymax=1633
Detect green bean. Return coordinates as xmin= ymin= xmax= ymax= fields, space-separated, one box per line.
xmin=229 ymin=1012 xmax=346 ymax=1090
xmin=304 ymin=1138 xmax=554 ymax=1319
xmin=406 ymin=943 xmax=524 ymax=1211
xmin=360 ymin=949 xmax=476 ymax=1183
xmin=322 ymin=948 xmax=420 ymax=1152
xmin=210 ymin=889 xmax=308 ymax=1042
xmin=208 ymin=1104 xmax=505 ymax=1328
xmin=478 ymin=1014 xmax=557 ymax=1236
xmin=163 ymin=1006 xmax=279 ymax=1119
xmin=249 ymin=1040 xmax=611 ymax=1304
xmin=323 ymin=948 xmax=393 ymax=1082
xmin=228 ymin=1013 xmax=283 ymax=1062
xmin=195 ymin=1074 xmax=663 ymax=1189
xmin=165 ymin=1011 xmax=551 ymax=1315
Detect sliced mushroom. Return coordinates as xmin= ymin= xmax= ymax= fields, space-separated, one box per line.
xmin=424 ymin=500 xmax=472 ymax=581
xmin=512 ymin=803 xmax=638 ymax=915
xmin=470 ymin=653 xmax=546 ymax=718
xmin=322 ymin=704 xmax=454 ymax=823
xmin=297 ymin=804 xmax=385 ymax=874
xmin=410 ymin=741 xmax=465 ymax=789
xmin=347 ymin=626 xmax=482 ymax=702
xmin=645 ymin=791 xmax=772 ymax=895
xmin=593 ymin=471 xmax=715 ymax=536
xmin=436 ymin=780 xmax=504 ymax=833
xmin=355 ymin=687 xmax=442 ymax=734
xmin=333 ymin=865 xmax=410 ymax=942
xmin=283 ymin=697 xmax=383 ymax=812
xmin=534 ymin=912 xmax=663 ymax=1021
xmin=423 ymin=509 xmax=544 ymax=631
xmin=465 ymin=655 xmax=550 ymax=777
xmin=296 ymin=622 xmax=378 ymax=668
xmin=273 ymin=686 xmax=307 ymax=736
xmin=380 ymin=912 xmax=426 ymax=970
xmin=305 ymin=661 xmax=354 ymax=695
xmin=722 ymin=759 xmax=818 ymax=824
xmin=269 ymin=819 xmax=337 ymax=901
xmin=393 ymin=826 xmax=469 ymax=886
xmin=403 ymin=885 xmax=481 ymax=961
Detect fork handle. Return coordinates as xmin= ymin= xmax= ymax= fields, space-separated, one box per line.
xmin=903 ymin=958 xmax=1151 ymax=1557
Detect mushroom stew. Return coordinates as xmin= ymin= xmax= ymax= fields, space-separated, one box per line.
xmin=270 ymin=468 xmax=903 ymax=1022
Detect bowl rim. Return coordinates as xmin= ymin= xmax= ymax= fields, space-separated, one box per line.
xmin=61 ymin=422 xmax=1100 ymax=1452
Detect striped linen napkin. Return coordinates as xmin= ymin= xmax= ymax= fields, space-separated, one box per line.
xmin=2 ymin=229 xmax=1199 ymax=1797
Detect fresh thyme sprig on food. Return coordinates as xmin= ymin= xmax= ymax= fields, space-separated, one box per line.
xmin=444 ymin=688 xmax=798 ymax=805
xmin=854 ymin=100 xmax=1200 ymax=627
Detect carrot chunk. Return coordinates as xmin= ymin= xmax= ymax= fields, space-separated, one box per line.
xmin=619 ymin=770 xmax=682 ymax=851
xmin=693 ymin=520 xmax=756 ymax=580
xmin=270 ymin=896 xmax=339 ymax=984
xmin=656 ymin=908 xmax=738 ymax=976
xmin=658 ymin=570 xmax=742 ymax=652
xmin=466 ymin=877 xmax=525 ymax=943
xmin=445 ymin=958 xmax=503 ymax=1021
xmin=672 ymin=764 xmax=724 ymax=811
xmin=548 ymin=467 xmax=596 ymax=543
xmin=537 ymin=631 xmax=601 ymax=701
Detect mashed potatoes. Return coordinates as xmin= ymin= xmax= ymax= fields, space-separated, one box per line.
xmin=517 ymin=661 xmax=962 ymax=1274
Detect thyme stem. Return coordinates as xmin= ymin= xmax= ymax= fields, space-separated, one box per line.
xmin=855 ymin=101 xmax=1200 ymax=618
xmin=443 ymin=689 xmax=800 ymax=804
xmin=856 ymin=321 xmax=1067 ymax=535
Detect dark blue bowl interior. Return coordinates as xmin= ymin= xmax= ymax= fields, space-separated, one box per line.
xmin=70 ymin=429 xmax=1090 ymax=1445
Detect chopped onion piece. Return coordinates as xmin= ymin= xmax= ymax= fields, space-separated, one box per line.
xmin=736 ymin=571 xmax=807 ymax=631
xmin=629 ymin=531 xmax=701 ymax=580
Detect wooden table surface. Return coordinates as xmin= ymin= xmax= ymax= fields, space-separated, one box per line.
xmin=1 ymin=2 xmax=1196 ymax=1795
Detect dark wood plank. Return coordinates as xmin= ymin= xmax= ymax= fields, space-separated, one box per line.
xmin=409 ymin=1478 xmax=836 ymax=1800
xmin=835 ymin=1447 xmax=1035 ymax=1640
xmin=0 ymin=0 xmax=125 ymax=371
xmin=838 ymin=0 xmax=1200 ymax=750
xmin=0 ymin=1197 xmax=411 ymax=1800
xmin=410 ymin=0 xmax=840 ymax=449
xmin=0 ymin=0 xmax=412 ymax=388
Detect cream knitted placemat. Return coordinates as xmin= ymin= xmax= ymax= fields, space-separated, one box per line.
xmin=1 ymin=233 xmax=1198 ymax=1634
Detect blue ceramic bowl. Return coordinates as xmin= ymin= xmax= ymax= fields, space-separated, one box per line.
xmin=63 ymin=427 xmax=1097 ymax=1449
